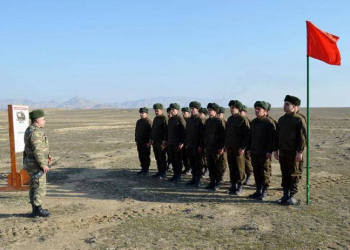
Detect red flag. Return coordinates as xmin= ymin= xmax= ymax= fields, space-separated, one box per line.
xmin=306 ymin=21 xmax=341 ymax=65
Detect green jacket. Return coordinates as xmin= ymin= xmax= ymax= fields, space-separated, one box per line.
xmin=247 ymin=116 xmax=275 ymax=154
xmin=23 ymin=124 xmax=50 ymax=170
xmin=135 ymin=118 xmax=152 ymax=144
xmin=151 ymin=115 xmax=168 ymax=143
xmin=202 ymin=117 xmax=226 ymax=150
xmin=225 ymin=114 xmax=250 ymax=150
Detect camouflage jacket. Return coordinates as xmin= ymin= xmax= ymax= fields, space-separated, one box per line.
xmin=23 ymin=124 xmax=50 ymax=170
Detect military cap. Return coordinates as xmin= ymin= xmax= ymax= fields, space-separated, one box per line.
xmin=254 ymin=101 xmax=269 ymax=111
xmin=181 ymin=107 xmax=190 ymax=113
xmin=199 ymin=108 xmax=208 ymax=115
xmin=241 ymin=105 xmax=248 ymax=112
xmin=166 ymin=107 xmax=171 ymax=113
xmin=29 ymin=109 xmax=45 ymax=120
xmin=284 ymin=95 xmax=301 ymax=106
xmin=153 ymin=103 xmax=163 ymax=109
xmin=207 ymin=103 xmax=220 ymax=112
xmin=218 ymin=107 xmax=225 ymax=114
xmin=139 ymin=107 xmax=149 ymax=113
xmin=189 ymin=101 xmax=201 ymax=109
xmin=266 ymin=102 xmax=272 ymax=111
xmin=228 ymin=100 xmax=243 ymax=110
xmin=169 ymin=103 xmax=180 ymax=110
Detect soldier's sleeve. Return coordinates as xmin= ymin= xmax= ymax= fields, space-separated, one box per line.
xmin=246 ymin=122 xmax=252 ymax=151
xmin=273 ymin=120 xmax=280 ymax=151
xmin=147 ymin=119 xmax=152 ymax=142
xmin=135 ymin=120 xmax=138 ymax=142
xmin=267 ymin=120 xmax=276 ymax=154
xmin=199 ymin=121 xmax=206 ymax=148
xmin=297 ymin=118 xmax=307 ymax=153
xmin=219 ymin=119 xmax=226 ymax=149
xmin=163 ymin=117 xmax=168 ymax=141
xmin=241 ymin=117 xmax=250 ymax=150
xmin=30 ymin=130 xmax=48 ymax=169
xmin=180 ymin=117 xmax=186 ymax=144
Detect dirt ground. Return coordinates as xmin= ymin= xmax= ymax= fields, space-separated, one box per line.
xmin=0 ymin=108 xmax=349 ymax=250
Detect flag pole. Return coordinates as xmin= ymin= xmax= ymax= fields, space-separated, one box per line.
xmin=306 ymin=55 xmax=310 ymax=205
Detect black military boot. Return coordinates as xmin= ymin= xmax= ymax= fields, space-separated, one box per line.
xmin=260 ymin=187 xmax=268 ymax=201
xmin=173 ymin=175 xmax=181 ymax=184
xmin=152 ymin=172 xmax=161 ymax=178
xmin=204 ymin=181 xmax=215 ymax=190
xmin=186 ymin=176 xmax=196 ymax=186
xmin=286 ymin=194 xmax=298 ymax=205
xmin=226 ymin=184 xmax=237 ymax=194
xmin=277 ymin=189 xmax=289 ymax=204
xmin=168 ymin=175 xmax=176 ymax=182
xmin=243 ymin=174 xmax=251 ymax=185
xmin=31 ymin=203 xmax=36 ymax=217
xmin=194 ymin=177 xmax=201 ymax=188
xmin=234 ymin=185 xmax=243 ymax=195
xmin=34 ymin=206 xmax=50 ymax=217
xmin=214 ymin=181 xmax=221 ymax=191
xmin=248 ymin=187 xmax=262 ymax=198
xmin=159 ymin=172 xmax=167 ymax=179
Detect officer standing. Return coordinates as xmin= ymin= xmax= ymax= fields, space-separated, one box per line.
xmin=167 ymin=103 xmax=186 ymax=183
xmin=240 ymin=105 xmax=253 ymax=185
xmin=274 ymin=95 xmax=307 ymax=205
xmin=247 ymin=101 xmax=276 ymax=200
xmin=135 ymin=107 xmax=152 ymax=175
xmin=185 ymin=101 xmax=205 ymax=187
xmin=24 ymin=109 xmax=51 ymax=217
xmin=201 ymin=103 xmax=226 ymax=191
xmin=225 ymin=100 xmax=250 ymax=195
xmin=150 ymin=103 xmax=168 ymax=179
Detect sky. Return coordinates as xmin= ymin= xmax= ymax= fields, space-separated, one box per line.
xmin=0 ymin=0 xmax=349 ymax=107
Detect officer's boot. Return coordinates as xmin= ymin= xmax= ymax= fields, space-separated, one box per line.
xmin=234 ymin=184 xmax=243 ymax=196
xmin=34 ymin=206 xmax=50 ymax=217
xmin=31 ymin=203 xmax=36 ymax=217
xmin=168 ymin=175 xmax=176 ymax=182
xmin=243 ymin=174 xmax=251 ymax=185
xmin=277 ymin=188 xmax=289 ymax=204
xmin=173 ymin=175 xmax=181 ymax=184
xmin=249 ymin=186 xmax=262 ymax=198
xmin=214 ymin=180 xmax=221 ymax=191
xmin=204 ymin=179 xmax=215 ymax=190
xmin=186 ymin=175 xmax=196 ymax=186
xmin=260 ymin=186 xmax=268 ymax=201
xmin=227 ymin=183 xmax=237 ymax=194
xmin=137 ymin=166 xmax=144 ymax=175
xmin=286 ymin=194 xmax=298 ymax=205
xmin=194 ymin=176 xmax=201 ymax=188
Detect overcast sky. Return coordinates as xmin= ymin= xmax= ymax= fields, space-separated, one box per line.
xmin=0 ymin=1 xmax=349 ymax=107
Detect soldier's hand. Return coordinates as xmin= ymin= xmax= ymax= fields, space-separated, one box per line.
xmin=296 ymin=153 xmax=303 ymax=162
xmin=178 ymin=143 xmax=184 ymax=150
xmin=266 ymin=153 xmax=272 ymax=159
xmin=273 ymin=151 xmax=279 ymax=160
xmin=48 ymin=155 xmax=53 ymax=165
xmin=198 ymin=147 xmax=203 ymax=154
xmin=218 ymin=149 xmax=224 ymax=155
xmin=43 ymin=166 xmax=50 ymax=174
xmin=238 ymin=148 xmax=245 ymax=156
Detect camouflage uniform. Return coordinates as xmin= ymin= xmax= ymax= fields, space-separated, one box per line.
xmin=24 ymin=124 xmax=50 ymax=206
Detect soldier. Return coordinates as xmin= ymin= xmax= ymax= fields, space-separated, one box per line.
xmin=24 ymin=109 xmax=51 ymax=217
xmin=240 ymin=105 xmax=253 ymax=185
xmin=150 ymin=103 xmax=168 ymax=179
xmin=217 ymin=106 xmax=228 ymax=188
xmin=266 ymin=102 xmax=277 ymax=177
xmin=225 ymin=100 xmax=250 ymax=195
xmin=185 ymin=101 xmax=205 ymax=187
xmin=201 ymin=103 xmax=226 ymax=191
xmin=135 ymin=107 xmax=152 ymax=175
xmin=273 ymin=95 xmax=307 ymax=205
xmin=295 ymin=102 xmax=307 ymax=176
xmin=166 ymin=107 xmax=172 ymax=171
xmin=247 ymin=101 xmax=276 ymax=200
xmin=199 ymin=108 xmax=209 ymax=178
xmin=167 ymin=103 xmax=186 ymax=183
xmin=181 ymin=107 xmax=191 ymax=175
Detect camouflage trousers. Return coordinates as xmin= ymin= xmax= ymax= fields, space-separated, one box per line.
xmin=251 ymin=153 xmax=271 ymax=188
xmin=27 ymin=169 xmax=47 ymax=206
xmin=279 ymin=150 xmax=302 ymax=195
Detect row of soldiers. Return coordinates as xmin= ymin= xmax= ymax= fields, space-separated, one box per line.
xmin=135 ymin=95 xmax=307 ymax=205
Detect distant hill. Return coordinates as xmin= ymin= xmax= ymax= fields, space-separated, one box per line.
xmin=0 ymin=96 xmax=229 ymax=110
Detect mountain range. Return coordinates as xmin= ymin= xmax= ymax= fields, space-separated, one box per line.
xmin=0 ymin=96 xmax=228 ymax=110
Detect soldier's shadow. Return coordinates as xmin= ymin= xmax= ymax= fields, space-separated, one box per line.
xmin=44 ymin=167 xmax=280 ymax=205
